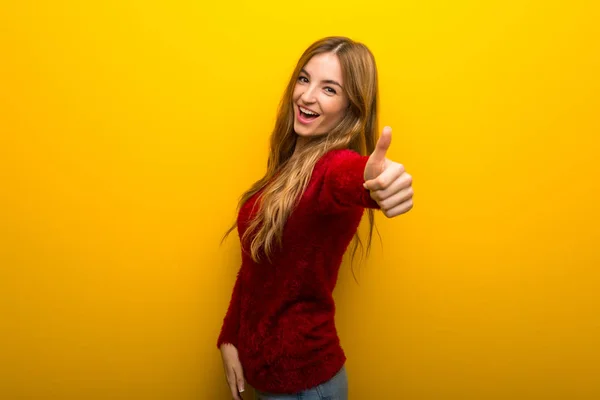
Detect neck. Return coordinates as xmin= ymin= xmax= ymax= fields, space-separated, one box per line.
xmin=294 ymin=135 xmax=309 ymax=155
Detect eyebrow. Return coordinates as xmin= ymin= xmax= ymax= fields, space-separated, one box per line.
xmin=300 ymin=68 xmax=343 ymax=89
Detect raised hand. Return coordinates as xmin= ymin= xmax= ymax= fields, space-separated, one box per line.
xmin=363 ymin=126 xmax=414 ymax=218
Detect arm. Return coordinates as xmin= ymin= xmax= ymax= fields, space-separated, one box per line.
xmin=318 ymin=149 xmax=381 ymax=213
xmin=216 ymin=268 xmax=243 ymax=349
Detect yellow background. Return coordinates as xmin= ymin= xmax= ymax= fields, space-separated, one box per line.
xmin=1 ymin=0 xmax=599 ymax=399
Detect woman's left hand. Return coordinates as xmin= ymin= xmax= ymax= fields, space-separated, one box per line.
xmin=363 ymin=126 xmax=414 ymax=218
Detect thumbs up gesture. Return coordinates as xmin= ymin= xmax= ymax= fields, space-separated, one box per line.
xmin=363 ymin=126 xmax=414 ymax=218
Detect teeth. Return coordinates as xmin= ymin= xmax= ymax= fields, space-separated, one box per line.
xmin=300 ymin=106 xmax=318 ymax=116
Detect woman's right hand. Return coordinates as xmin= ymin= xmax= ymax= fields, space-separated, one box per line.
xmin=220 ymin=343 xmax=246 ymax=399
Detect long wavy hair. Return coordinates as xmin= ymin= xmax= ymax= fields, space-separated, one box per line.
xmin=223 ymin=36 xmax=380 ymax=269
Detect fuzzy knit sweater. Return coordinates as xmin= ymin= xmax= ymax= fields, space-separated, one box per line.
xmin=217 ymin=149 xmax=380 ymax=394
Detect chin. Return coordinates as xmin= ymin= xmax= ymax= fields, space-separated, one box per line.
xmin=294 ymin=122 xmax=323 ymax=138
xmin=295 ymin=129 xmax=311 ymax=137
xmin=293 ymin=123 xmax=310 ymax=137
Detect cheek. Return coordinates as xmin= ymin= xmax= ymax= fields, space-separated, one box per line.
xmin=292 ymin=85 xmax=302 ymax=102
xmin=322 ymin=97 xmax=347 ymax=121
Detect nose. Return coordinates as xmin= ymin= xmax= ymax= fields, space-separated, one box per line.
xmin=299 ymin=84 xmax=317 ymax=104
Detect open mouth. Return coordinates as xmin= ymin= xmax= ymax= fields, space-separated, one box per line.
xmin=297 ymin=106 xmax=320 ymax=123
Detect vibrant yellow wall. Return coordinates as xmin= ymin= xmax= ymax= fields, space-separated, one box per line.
xmin=1 ymin=1 xmax=599 ymax=399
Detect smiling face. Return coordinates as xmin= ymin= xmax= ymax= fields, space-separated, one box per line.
xmin=292 ymin=52 xmax=350 ymax=140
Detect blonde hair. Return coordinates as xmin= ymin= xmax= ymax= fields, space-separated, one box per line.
xmin=224 ymin=36 xmax=380 ymax=267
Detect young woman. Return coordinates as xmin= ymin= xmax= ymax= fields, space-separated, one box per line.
xmin=217 ymin=36 xmax=414 ymax=400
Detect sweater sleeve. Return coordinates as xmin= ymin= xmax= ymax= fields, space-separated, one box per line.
xmin=216 ymin=268 xmax=243 ymax=349
xmin=318 ymin=149 xmax=381 ymax=213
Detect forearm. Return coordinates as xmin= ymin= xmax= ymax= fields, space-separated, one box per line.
xmin=216 ymin=269 xmax=243 ymax=348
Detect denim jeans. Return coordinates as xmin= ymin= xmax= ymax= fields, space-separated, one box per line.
xmin=254 ymin=366 xmax=348 ymax=400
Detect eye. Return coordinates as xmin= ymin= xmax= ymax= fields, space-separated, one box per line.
xmin=298 ymin=76 xmax=309 ymax=83
xmin=324 ymin=87 xmax=337 ymax=95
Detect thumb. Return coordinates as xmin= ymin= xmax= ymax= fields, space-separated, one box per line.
xmin=364 ymin=126 xmax=392 ymax=182
xmin=370 ymin=126 xmax=392 ymax=166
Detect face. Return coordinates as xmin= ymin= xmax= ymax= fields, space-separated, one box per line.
xmin=292 ymin=52 xmax=350 ymax=139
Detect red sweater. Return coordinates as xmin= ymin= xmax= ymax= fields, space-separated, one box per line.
xmin=217 ymin=149 xmax=380 ymax=394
